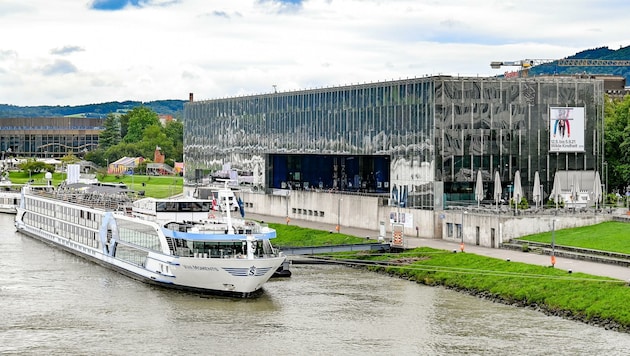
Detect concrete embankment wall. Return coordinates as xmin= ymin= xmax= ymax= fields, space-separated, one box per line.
xmin=239 ymin=190 xmax=435 ymax=239
xmin=437 ymin=210 xmax=613 ymax=248
xmin=184 ymin=187 xmax=620 ymax=247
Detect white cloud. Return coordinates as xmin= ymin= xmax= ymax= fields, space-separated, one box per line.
xmin=0 ymin=0 xmax=629 ymax=106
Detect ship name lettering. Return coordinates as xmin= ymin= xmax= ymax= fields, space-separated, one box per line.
xmin=182 ymin=265 xmax=219 ymax=271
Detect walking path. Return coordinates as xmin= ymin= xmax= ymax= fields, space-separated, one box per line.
xmin=248 ymin=213 xmax=630 ymax=282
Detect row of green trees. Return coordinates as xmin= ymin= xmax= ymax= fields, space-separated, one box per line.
xmin=85 ymin=107 xmax=183 ymax=169
xmin=604 ymin=94 xmax=630 ymax=192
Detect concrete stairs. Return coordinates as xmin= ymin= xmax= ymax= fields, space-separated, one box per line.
xmin=500 ymin=240 xmax=630 ymax=268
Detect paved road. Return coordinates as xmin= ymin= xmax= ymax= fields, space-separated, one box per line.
xmin=248 ymin=213 xmax=630 ymax=282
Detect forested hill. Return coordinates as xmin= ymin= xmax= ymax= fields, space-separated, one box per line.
xmin=0 ymin=99 xmax=186 ymax=118
xmin=526 ymin=45 xmax=630 ymax=81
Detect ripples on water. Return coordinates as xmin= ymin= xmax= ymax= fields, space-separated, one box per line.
xmin=2 ymin=214 xmax=630 ymax=355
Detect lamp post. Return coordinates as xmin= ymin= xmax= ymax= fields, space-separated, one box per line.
xmin=286 ymin=184 xmax=292 ymax=225
xmin=603 ymin=161 xmax=608 ymax=205
xmin=7 ymin=147 xmax=12 ymax=170
xmin=460 ymin=210 xmax=467 ymax=251
xmin=551 ymin=219 xmax=557 ymax=267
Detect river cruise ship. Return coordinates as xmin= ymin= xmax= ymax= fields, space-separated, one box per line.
xmin=0 ymin=180 xmax=21 ymax=214
xmin=14 ymin=183 xmax=286 ymax=297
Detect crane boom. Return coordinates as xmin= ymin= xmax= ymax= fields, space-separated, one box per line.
xmin=557 ymin=59 xmax=630 ymax=66
xmin=491 ymin=58 xmax=630 ymax=69
xmin=490 ymin=58 xmax=630 ymax=78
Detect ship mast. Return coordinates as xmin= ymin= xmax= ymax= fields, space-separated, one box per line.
xmin=222 ymin=181 xmax=235 ymax=234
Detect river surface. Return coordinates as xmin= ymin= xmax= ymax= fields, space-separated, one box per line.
xmin=2 ymin=214 xmax=630 ymax=356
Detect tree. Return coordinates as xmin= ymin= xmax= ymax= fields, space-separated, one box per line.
xmin=122 ymin=107 xmax=160 ymax=143
xmin=99 ymin=113 xmax=121 ymax=150
xmin=138 ymin=124 xmax=172 ymax=159
xmin=163 ymin=120 xmax=183 ymax=162
xmin=60 ymin=154 xmax=81 ymax=166
xmin=84 ymin=106 xmax=185 ymax=169
xmin=604 ymin=94 xmax=630 ymax=192
xmin=164 ymin=120 xmax=183 ymax=143
xmin=105 ymin=142 xmax=144 ymax=162
xmin=19 ymin=159 xmax=53 ymax=174
xmin=85 ymin=149 xmax=107 ymax=168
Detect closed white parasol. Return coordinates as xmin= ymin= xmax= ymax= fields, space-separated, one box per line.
xmin=475 ymin=170 xmax=484 ymax=208
xmin=494 ymin=171 xmax=502 ymax=210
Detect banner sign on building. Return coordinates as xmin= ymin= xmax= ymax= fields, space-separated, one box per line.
xmin=389 ymin=211 xmax=413 ymax=228
xmin=549 ymin=107 xmax=585 ymax=152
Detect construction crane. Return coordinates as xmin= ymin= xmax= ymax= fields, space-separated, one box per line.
xmin=490 ymin=59 xmax=555 ymax=77
xmin=490 ymin=59 xmax=555 ymax=69
xmin=490 ymin=58 xmax=630 ymax=78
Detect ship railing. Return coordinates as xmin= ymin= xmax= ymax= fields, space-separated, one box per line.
xmin=31 ymin=187 xmax=135 ymax=212
xmin=184 ymin=251 xmax=281 ymax=259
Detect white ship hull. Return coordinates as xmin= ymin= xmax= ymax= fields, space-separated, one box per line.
xmin=15 ymin=186 xmax=285 ymax=298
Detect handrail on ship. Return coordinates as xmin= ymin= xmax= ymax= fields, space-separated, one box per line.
xmin=25 ymin=184 xmax=134 ymax=212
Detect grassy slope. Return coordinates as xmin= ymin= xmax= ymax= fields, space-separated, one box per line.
xmin=270 ymin=223 xmax=369 ymax=247
xmin=98 ymin=174 xmax=183 ymax=198
xmin=517 ymin=221 xmax=630 ymax=253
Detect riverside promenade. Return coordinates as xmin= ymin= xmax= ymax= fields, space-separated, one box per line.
xmin=248 ymin=213 xmax=630 ymax=282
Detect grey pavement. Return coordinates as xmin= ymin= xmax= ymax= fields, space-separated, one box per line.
xmin=248 ymin=213 xmax=630 ymax=282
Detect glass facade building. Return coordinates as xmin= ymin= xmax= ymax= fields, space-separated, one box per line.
xmin=0 ymin=117 xmax=104 ymax=158
xmin=184 ymin=76 xmax=604 ymax=210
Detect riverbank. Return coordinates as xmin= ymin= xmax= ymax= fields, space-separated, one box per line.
xmin=347 ymin=248 xmax=630 ymax=333
xmin=263 ymin=216 xmax=630 ymax=333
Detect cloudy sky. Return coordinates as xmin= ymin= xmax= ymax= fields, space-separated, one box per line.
xmin=1 ymin=0 xmax=628 ymax=106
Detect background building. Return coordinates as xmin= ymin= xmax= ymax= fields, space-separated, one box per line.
xmin=185 ymin=76 xmax=604 ymax=205
xmin=183 ymin=76 xmax=605 ymax=241
xmin=108 ymin=156 xmax=144 ymax=175
xmin=0 ymin=117 xmax=104 ymax=158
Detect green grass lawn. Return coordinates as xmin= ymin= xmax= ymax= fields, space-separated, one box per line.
xmin=516 ymin=221 xmax=630 ymax=254
xmin=8 ymin=171 xmax=183 ymax=198
xmin=98 ymin=174 xmax=183 ymax=198
xmin=269 ymin=223 xmax=370 ymax=247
